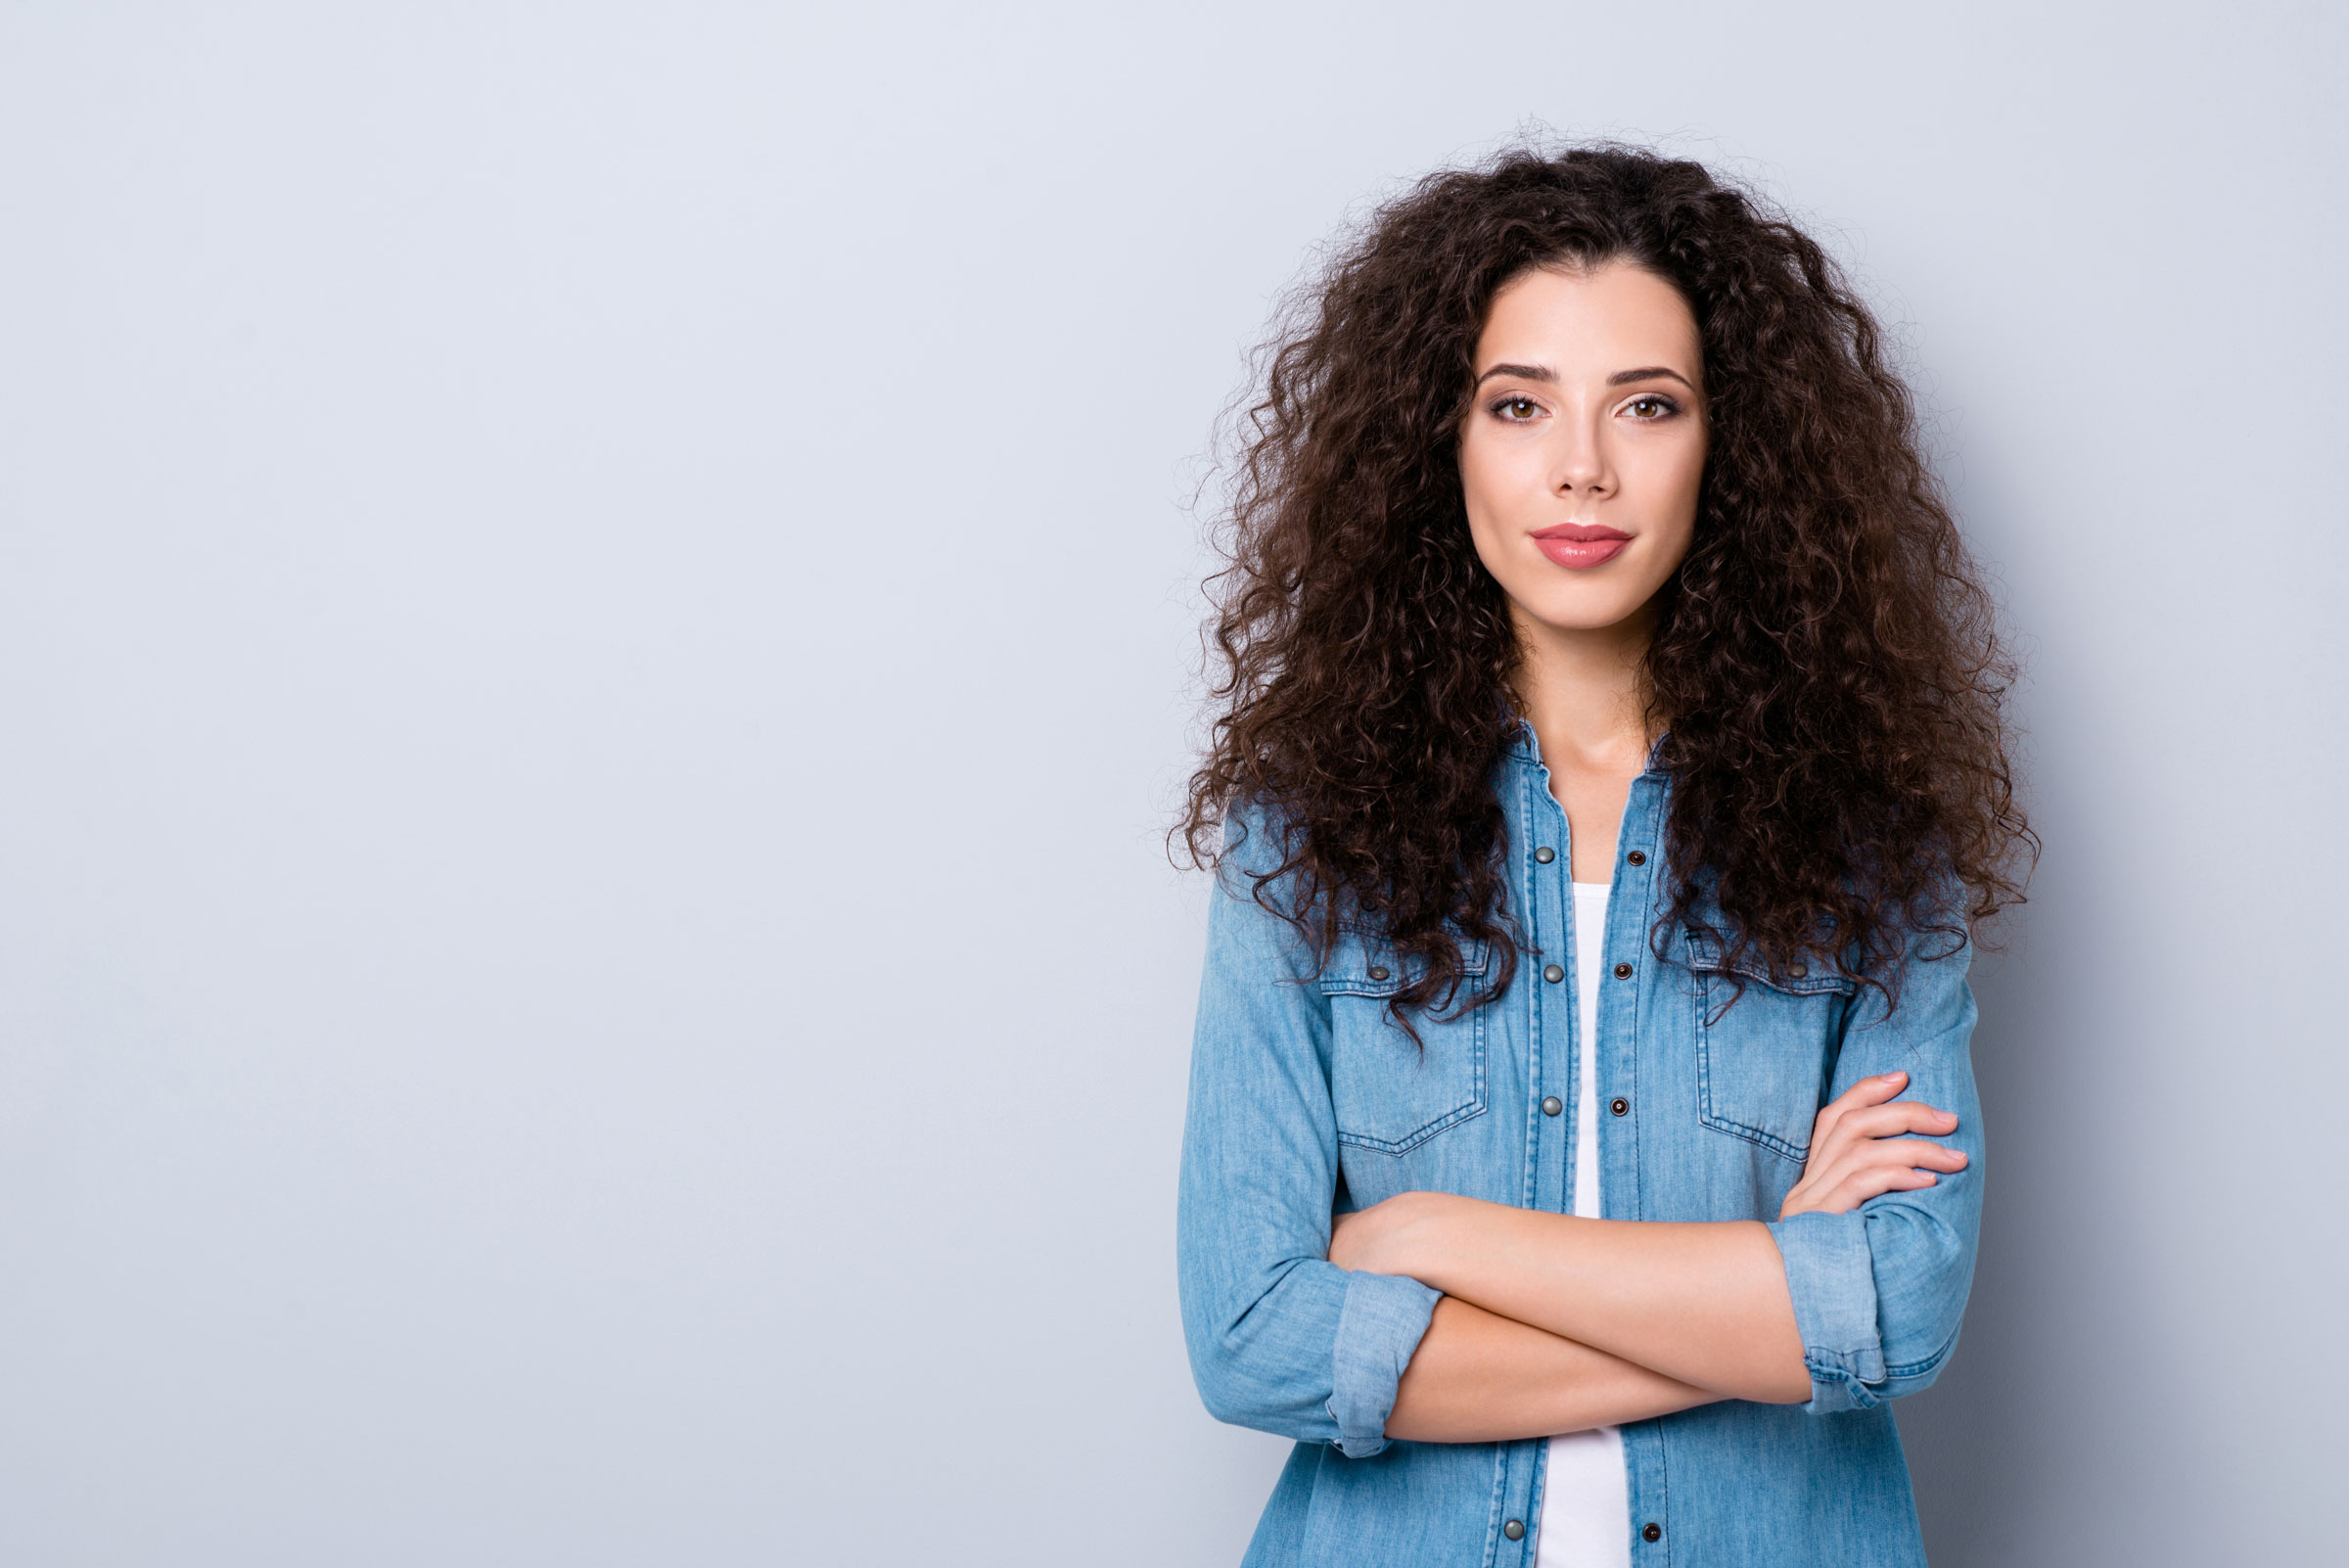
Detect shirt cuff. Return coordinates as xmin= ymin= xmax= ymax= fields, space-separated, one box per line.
xmin=1324 ymin=1269 xmax=1442 ymax=1457
xmin=1768 ymin=1209 xmax=1887 ymax=1414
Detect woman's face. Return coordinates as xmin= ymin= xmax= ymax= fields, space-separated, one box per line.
xmin=1458 ymin=260 xmax=1708 ymax=638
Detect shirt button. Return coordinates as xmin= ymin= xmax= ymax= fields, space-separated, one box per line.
xmin=1503 ymin=1520 xmax=1525 ymax=1541
xmin=1626 ymin=850 xmax=1646 ymax=865
xmin=1788 ymin=961 xmax=1808 ymax=978
xmin=1534 ymin=846 xmax=1555 ymax=863
xmin=1612 ymin=962 xmax=1633 ymax=979
xmin=1542 ymin=1095 xmax=1562 ymax=1117
xmin=1610 ymin=1097 xmax=1630 ymax=1117
xmin=1367 ymin=965 xmax=1390 ymax=981
xmin=1642 ymin=1522 xmax=1662 ymax=1543
xmin=1543 ymin=964 xmax=1565 ymax=984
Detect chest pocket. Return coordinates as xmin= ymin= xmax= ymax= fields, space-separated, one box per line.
xmin=1684 ymin=929 xmax=1854 ymax=1163
xmin=1318 ymin=930 xmax=1491 ymax=1156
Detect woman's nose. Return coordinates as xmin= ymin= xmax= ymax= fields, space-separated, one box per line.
xmin=1552 ymin=425 xmax=1611 ymax=495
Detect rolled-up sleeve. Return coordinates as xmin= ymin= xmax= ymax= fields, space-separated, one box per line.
xmin=1176 ymin=815 xmax=1440 ymax=1458
xmin=1766 ymin=928 xmax=1986 ymax=1415
xmin=1326 ymin=1268 xmax=1443 ymax=1454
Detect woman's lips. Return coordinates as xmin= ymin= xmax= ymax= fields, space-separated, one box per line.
xmin=1531 ymin=524 xmax=1633 ymax=569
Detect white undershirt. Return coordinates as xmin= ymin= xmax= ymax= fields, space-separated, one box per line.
xmin=1533 ymin=882 xmax=1632 ymax=1568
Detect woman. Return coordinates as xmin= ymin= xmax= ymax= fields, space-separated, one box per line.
xmin=1174 ymin=145 xmax=2031 ymax=1566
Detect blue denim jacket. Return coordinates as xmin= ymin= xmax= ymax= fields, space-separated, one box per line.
xmin=1176 ymin=726 xmax=1983 ymax=1566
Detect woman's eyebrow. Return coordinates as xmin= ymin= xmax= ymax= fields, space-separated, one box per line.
xmin=1607 ymin=365 xmax=1696 ymax=389
xmin=1472 ymin=362 xmax=1698 ymax=391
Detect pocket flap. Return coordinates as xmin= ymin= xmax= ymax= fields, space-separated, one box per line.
xmin=1318 ymin=929 xmax=1493 ymax=997
xmin=1681 ymin=927 xmax=1855 ymax=996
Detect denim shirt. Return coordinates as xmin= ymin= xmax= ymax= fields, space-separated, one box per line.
xmin=1175 ymin=726 xmax=1984 ymax=1566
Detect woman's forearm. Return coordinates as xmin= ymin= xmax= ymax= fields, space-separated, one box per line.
xmin=1342 ymin=1195 xmax=1812 ymax=1404
xmin=1385 ymin=1295 xmax=1722 ymax=1443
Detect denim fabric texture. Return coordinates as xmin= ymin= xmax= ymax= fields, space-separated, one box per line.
xmin=1175 ymin=723 xmax=1984 ymax=1566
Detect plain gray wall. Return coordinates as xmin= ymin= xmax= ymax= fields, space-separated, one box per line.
xmin=0 ymin=2 xmax=2341 ymax=1563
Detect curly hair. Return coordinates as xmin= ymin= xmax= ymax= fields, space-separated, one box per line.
xmin=1180 ymin=142 xmax=2034 ymax=1023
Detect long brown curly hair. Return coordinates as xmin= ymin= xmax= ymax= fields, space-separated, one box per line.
xmin=1180 ymin=143 xmax=2034 ymax=1022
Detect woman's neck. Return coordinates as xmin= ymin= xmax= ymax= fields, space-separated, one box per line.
xmin=1510 ymin=604 xmax=1657 ymax=775
xmin=1510 ymin=605 xmax=1659 ymax=881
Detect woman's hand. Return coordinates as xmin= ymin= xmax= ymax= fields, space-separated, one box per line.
xmin=1328 ymin=1190 xmax=1448 ymax=1275
xmin=1778 ymin=1071 xmax=1967 ymax=1221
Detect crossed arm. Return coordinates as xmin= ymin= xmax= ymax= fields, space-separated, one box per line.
xmin=1329 ymin=1071 xmax=1968 ymax=1442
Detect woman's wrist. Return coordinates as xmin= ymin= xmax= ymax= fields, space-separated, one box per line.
xmin=1330 ymin=1190 xmax=1518 ymax=1289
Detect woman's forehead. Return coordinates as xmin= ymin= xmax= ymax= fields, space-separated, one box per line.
xmin=1476 ymin=263 xmax=1702 ymax=382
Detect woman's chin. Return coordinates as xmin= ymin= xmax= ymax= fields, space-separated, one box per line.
xmin=1504 ymin=586 xmax=1660 ymax=641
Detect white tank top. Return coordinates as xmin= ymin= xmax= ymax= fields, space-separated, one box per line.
xmin=1533 ymin=882 xmax=1632 ymax=1568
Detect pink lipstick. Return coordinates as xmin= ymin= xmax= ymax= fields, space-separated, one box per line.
xmin=1530 ymin=523 xmax=1633 ymax=569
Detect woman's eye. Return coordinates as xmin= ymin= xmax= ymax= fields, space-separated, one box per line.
xmin=1624 ymin=395 xmax=1678 ymax=420
xmin=1494 ymin=396 xmax=1542 ymax=421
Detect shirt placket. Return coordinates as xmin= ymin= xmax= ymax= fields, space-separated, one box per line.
xmin=1609 ymin=768 xmax=1673 ymax=1560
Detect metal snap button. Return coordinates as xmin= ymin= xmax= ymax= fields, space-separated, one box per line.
xmin=1534 ymin=846 xmax=1555 ymax=863
xmin=1542 ymin=1096 xmax=1562 ymax=1117
xmin=1503 ymin=1520 xmax=1525 ymax=1541
xmin=1366 ymin=965 xmax=1390 ymax=982
xmin=1626 ymin=850 xmax=1646 ymax=865
xmin=1642 ymin=1522 xmax=1662 ymax=1543
xmin=1612 ymin=962 xmax=1633 ymax=979
xmin=1610 ymin=1097 xmax=1630 ymax=1117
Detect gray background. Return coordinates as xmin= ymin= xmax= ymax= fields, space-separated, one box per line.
xmin=0 ymin=2 xmax=2341 ymax=1563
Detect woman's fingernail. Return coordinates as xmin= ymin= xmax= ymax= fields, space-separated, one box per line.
xmin=1881 ymin=1072 xmax=1906 ymax=1084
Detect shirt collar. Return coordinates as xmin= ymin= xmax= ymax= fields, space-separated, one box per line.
xmin=1506 ymin=715 xmax=1673 ymax=778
